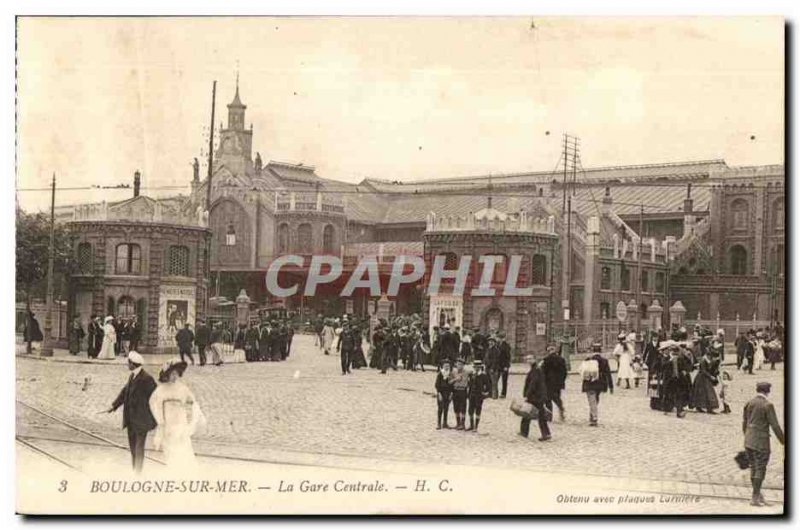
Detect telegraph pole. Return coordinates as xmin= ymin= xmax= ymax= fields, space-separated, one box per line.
xmin=204 ymin=81 xmax=217 ymax=317
xmin=40 ymin=172 xmax=56 ymax=357
xmin=636 ymin=203 xmax=644 ymax=333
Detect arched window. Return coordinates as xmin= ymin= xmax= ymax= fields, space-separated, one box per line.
xmin=77 ymin=242 xmax=92 ymax=274
xmin=225 ymin=224 xmax=237 ymax=246
xmin=640 ymin=270 xmax=649 ymax=292
xmin=730 ymin=199 xmax=749 ymax=231
xmin=118 ymin=296 xmax=136 ymax=318
xmin=322 ymin=224 xmax=335 ymax=254
xmin=168 ymin=245 xmax=190 ymax=276
xmin=532 ymin=254 xmax=548 ymax=286
xmin=277 ymin=223 xmax=290 ymax=254
xmin=297 ymin=223 xmax=313 ymax=254
xmin=115 ymin=243 xmax=141 ymax=274
xmin=600 ymin=266 xmax=611 ymax=290
xmin=729 ymin=245 xmax=748 ymax=275
xmin=773 ymin=199 xmax=785 ymax=230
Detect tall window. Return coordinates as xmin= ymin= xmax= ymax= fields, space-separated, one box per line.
xmin=729 ymin=245 xmax=748 ymax=275
xmin=730 ymin=199 xmax=749 ymax=231
xmin=531 ymin=254 xmax=548 ymax=286
xmin=600 ymin=302 xmax=611 ymax=320
xmin=600 ymin=266 xmax=611 ymax=290
xmin=640 ymin=270 xmax=649 ymax=292
xmin=225 ymin=224 xmax=237 ymax=246
xmin=168 ymin=245 xmax=190 ymax=276
xmin=322 ymin=224 xmax=335 ymax=254
xmin=775 ymin=244 xmax=784 ymax=276
xmin=620 ymin=264 xmax=631 ymax=291
xmin=115 ymin=244 xmax=141 ymax=274
xmin=118 ymin=296 xmax=136 ymax=318
xmin=773 ymin=199 xmax=785 ymax=231
xmin=484 ymin=254 xmax=507 ymax=284
xmin=655 ymin=271 xmax=665 ymax=293
xmin=297 ymin=223 xmax=313 ymax=254
xmin=277 ymin=223 xmax=290 ymax=254
xmin=77 ymin=242 xmax=93 ymax=274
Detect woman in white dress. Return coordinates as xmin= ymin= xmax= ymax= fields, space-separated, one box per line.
xmin=321 ymin=319 xmax=336 ymax=356
xmin=149 ymin=360 xmax=205 ymax=470
xmin=753 ymin=332 xmax=766 ymax=370
xmin=96 ymin=316 xmax=117 ymax=360
xmin=613 ymin=333 xmax=636 ymax=389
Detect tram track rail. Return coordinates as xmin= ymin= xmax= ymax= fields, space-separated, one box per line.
xmin=16 ymin=399 xmax=783 ymax=506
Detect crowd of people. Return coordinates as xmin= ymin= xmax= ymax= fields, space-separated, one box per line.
xmin=67 ymin=314 xmax=142 ymax=359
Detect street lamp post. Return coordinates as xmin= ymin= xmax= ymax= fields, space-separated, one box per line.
xmin=40 ymin=173 xmax=56 ymax=357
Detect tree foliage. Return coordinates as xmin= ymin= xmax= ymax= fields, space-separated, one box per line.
xmin=16 ymin=208 xmax=74 ymax=303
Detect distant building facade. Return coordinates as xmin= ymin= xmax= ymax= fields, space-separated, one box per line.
xmin=66 ymin=176 xmax=210 ymax=354
xmin=52 ymin=85 xmax=784 ymax=356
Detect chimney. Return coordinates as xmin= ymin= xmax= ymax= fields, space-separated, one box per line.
xmin=683 ymin=183 xmax=693 ymax=213
xmin=602 ymin=186 xmax=613 ymax=213
xmin=133 ymin=170 xmax=141 ymax=198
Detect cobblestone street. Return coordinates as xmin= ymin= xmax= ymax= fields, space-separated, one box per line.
xmin=16 ymin=334 xmax=785 ymax=510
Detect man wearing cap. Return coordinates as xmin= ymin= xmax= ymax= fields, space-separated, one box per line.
xmin=520 ymin=354 xmax=551 ymax=441
xmin=435 ymin=360 xmax=453 ymax=429
xmin=106 ymin=351 xmax=157 ymax=472
xmin=743 ymin=382 xmax=785 ymax=506
xmin=467 ymin=360 xmax=491 ymax=431
xmin=484 ymin=337 xmax=501 ymax=399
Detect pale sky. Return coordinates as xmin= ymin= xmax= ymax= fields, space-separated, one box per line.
xmin=16 ymin=16 xmax=784 ymax=212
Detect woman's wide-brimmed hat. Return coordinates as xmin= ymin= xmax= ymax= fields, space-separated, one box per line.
xmin=105 ymin=316 xmax=114 ymax=323
xmin=158 ymin=359 xmax=188 ymax=382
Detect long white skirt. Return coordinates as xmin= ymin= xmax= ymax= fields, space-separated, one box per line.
xmin=617 ymin=352 xmax=636 ymax=380
xmin=97 ymin=336 xmax=116 ymax=360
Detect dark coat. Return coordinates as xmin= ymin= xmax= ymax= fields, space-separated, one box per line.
xmin=194 ymin=323 xmax=210 ymax=346
xmin=435 ymin=371 xmax=453 ymax=394
xmin=581 ymin=354 xmax=614 ymax=394
xmin=111 ymin=369 xmax=157 ymax=432
xmin=743 ymin=395 xmax=785 ymax=451
xmin=523 ymin=365 xmax=548 ymax=405
xmin=642 ymin=340 xmax=660 ymax=371
xmin=468 ymin=372 xmax=492 ymax=398
xmin=498 ymin=341 xmax=512 ymax=370
xmin=542 ymin=353 xmax=567 ymax=392
xmin=175 ymin=328 xmax=194 ymax=350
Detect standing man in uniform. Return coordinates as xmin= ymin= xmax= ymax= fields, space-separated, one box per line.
xmin=743 ymin=382 xmax=785 ymax=506
xmin=337 ymin=323 xmax=355 ymax=375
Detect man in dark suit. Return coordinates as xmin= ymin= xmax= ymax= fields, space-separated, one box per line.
xmin=497 ymin=332 xmax=512 ymax=398
xmin=194 ymin=319 xmax=209 ymax=366
xmin=106 ymin=351 xmax=157 ymax=473
xmin=520 ymin=355 xmax=551 ymax=441
xmin=542 ymin=344 xmax=567 ymax=421
xmin=743 ymin=382 xmax=785 ymax=506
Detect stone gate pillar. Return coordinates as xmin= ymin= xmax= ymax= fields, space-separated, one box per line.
xmin=647 ymin=299 xmax=663 ymax=331
xmin=670 ymin=301 xmax=687 ymax=329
